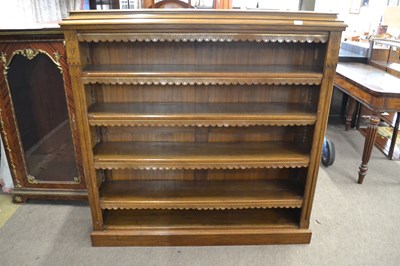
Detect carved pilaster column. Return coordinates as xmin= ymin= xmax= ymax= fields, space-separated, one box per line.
xmin=358 ymin=113 xmax=380 ymax=184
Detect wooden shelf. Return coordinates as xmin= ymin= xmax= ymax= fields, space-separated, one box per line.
xmin=87 ymin=102 xmax=317 ymax=127
xmin=103 ymin=208 xmax=300 ymax=230
xmin=99 ymin=179 xmax=304 ymax=210
xmin=82 ymin=64 xmax=323 ymax=85
xmin=93 ymin=141 xmax=310 ymax=170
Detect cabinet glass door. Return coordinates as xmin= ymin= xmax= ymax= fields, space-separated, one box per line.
xmin=6 ymin=52 xmax=79 ymax=183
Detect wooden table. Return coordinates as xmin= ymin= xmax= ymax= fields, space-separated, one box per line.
xmin=334 ymin=62 xmax=400 ymax=184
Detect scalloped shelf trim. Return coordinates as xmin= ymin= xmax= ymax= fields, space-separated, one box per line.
xmin=101 ymin=205 xmax=302 ymax=210
xmin=94 ymin=163 xmax=309 ymax=170
xmin=88 ymin=120 xmax=316 ymax=127
xmin=82 ymin=77 xmax=322 ymax=86
xmin=78 ymin=33 xmax=329 ymax=43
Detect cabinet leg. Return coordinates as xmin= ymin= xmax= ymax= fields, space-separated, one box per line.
xmin=388 ymin=112 xmax=399 ymax=160
xmin=358 ymin=114 xmax=380 ymax=184
xmin=345 ymin=97 xmax=356 ymax=131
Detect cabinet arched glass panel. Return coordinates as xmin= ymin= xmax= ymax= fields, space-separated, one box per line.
xmin=6 ymin=52 xmax=79 ymax=182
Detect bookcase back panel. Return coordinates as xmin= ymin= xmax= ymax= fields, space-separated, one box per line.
xmin=89 ymin=84 xmax=319 ymax=106
xmin=99 ymin=126 xmax=313 ymax=145
xmin=102 ymin=208 xmax=302 ymax=230
xmin=101 ymin=168 xmax=306 ymax=182
xmin=101 ymin=126 xmax=195 ymax=142
xmin=86 ymin=41 xmax=326 ymax=67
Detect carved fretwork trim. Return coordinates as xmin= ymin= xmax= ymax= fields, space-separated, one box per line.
xmin=78 ymin=33 xmax=329 ymax=44
xmin=82 ymin=77 xmax=322 ymax=86
xmin=1 ymin=49 xmax=63 ymax=75
xmin=101 ymin=205 xmax=302 ymax=211
xmin=94 ymin=162 xmax=309 ymax=170
xmin=88 ymin=120 xmax=316 ymax=127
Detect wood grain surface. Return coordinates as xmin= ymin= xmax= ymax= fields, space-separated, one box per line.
xmin=99 ymin=179 xmax=304 ymax=210
xmin=93 ymin=141 xmax=310 ymax=169
xmin=87 ymin=102 xmax=317 ymax=126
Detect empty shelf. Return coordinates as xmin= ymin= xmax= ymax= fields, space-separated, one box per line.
xmin=93 ymin=141 xmax=310 ymax=170
xmin=82 ymin=64 xmax=323 ymax=85
xmin=87 ymin=102 xmax=316 ymax=127
xmin=99 ymin=179 xmax=304 ymax=210
xmin=103 ymin=208 xmax=300 ymax=230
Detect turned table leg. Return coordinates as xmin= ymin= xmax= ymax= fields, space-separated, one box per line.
xmin=388 ymin=112 xmax=399 ymax=160
xmin=345 ymin=97 xmax=357 ymax=131
xmin=358 ymin=113 xmax=380 ymax=184
xmin=355 ymin=103 xmax=362 ymax=130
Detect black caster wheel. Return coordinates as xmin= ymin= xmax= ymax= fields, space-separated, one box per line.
xmin=321 ymin=138 xmax=335 ymax=167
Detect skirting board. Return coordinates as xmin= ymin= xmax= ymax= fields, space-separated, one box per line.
xmin=91 ymin=228 xmax=312 ymax=246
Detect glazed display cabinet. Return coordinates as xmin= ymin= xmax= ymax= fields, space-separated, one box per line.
xmin=0 ymin=29 xmax=86 ymax=202
xmin=61 ymin=10 xmax=345 ymax=246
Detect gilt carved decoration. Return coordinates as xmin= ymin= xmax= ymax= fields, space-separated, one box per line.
xmin=1 ymin=49 xmax=63 ymax=75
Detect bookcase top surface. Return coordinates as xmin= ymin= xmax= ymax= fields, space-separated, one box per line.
xmin=60 ymin=9 xmax=346 ymax=31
